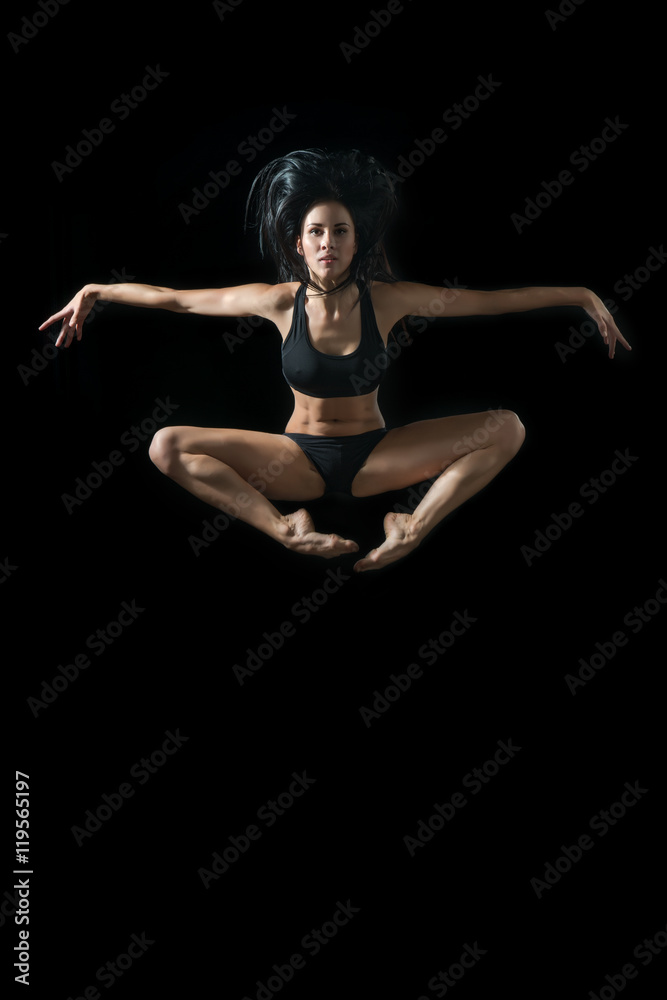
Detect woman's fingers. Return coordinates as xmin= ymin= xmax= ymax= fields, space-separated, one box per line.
xmin=605 ymin=318 xmax=632 ymax=359
xmin=584 ymin=299 xmax=632 ymax=359
xmin=611 ymin=321 xmax=632 ymax=352
xmin=40 ymin=294 xmax=90 ymax=347
xmin=55 ymin=322 xmax=68 ymax=348
xmin=55 ymin=313 xmax=77 ymax=347
xmin=38 ymin=308 xmax=67 ymax=331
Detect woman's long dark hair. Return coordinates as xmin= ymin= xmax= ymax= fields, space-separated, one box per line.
xmin=244 ymin=148 xmax=400 ymax=298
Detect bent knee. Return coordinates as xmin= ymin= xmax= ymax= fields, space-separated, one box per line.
xmin=149 ymin=425 xmax=186 ymax=474
xmin=496 ymin=410 xmax=525 ymax=454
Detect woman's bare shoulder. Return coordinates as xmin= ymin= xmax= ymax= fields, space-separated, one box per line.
xmin=368 ymin=279 xmax=403 ymax=302
xmin=267 ymin=281 xmax=301 ymax=312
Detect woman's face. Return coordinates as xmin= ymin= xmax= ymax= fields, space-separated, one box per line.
xmin=296 ymin=200 xmax=357 ymax=288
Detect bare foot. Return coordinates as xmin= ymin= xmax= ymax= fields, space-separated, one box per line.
xmin=281 ymin=508 xmax=359 ymax=559
xmin=353 ymin=512 xmax=419 ymax=572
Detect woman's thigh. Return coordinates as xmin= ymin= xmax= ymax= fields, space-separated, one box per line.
xmin=150 ymin=425 xmax=326 ymax=500
xmin=350 ymin=410 xmax=524 ymax=497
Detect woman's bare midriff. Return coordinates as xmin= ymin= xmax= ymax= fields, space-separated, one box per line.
xmin=284 ymin=387 xmax=385 ymax=436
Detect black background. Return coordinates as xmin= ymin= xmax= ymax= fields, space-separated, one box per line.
xmin=4 ymin=1 xmax=666 ymax=997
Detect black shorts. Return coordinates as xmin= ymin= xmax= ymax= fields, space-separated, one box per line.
xmin=283 ymin=428 xmax=388 ymax=495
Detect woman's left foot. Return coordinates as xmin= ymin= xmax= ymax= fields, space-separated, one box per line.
xmin=353 ymin=512 xmax=419 ymax=572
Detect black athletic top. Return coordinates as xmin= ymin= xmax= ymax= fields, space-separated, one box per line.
xmin=281 ymin=282 xmax=389 ymax=398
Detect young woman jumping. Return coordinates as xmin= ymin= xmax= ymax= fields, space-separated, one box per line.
xmin=39 ymin=149 xmax=631 ymax=572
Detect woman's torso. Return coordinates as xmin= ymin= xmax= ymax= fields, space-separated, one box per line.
xmin=269 ymin=280 xmax=396 ymax=436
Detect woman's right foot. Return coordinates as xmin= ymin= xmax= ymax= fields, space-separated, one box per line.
xmin=280 ymin=508 xmax=358 ymax=558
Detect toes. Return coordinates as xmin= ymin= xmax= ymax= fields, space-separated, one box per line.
xmin=354 ymin=549 xmax=379 ymax=572
xmin=287 ymin=530 xmax=358 ymax=558
xmin=328 ymin=535 xmax=359 ymax=555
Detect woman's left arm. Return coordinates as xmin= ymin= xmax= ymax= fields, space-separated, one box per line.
xmin=485 ymin=285 xmax=632 ymax=359
xmin=388 ymin=282 xmax=632 ymax=359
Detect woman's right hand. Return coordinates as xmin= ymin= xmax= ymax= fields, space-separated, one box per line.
xmin=38 ymin=285 xmax=100 ymax=347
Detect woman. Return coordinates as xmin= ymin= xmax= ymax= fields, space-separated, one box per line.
xmin=39 ymin=149 xmax=631 ymax=572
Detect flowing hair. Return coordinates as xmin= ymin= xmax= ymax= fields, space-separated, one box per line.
xmin=244 ymin=148 xmax=401 ymax=299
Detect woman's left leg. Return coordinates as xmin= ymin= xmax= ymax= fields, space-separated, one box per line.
xmin=350 ymin=409 xmax=525 ymax=571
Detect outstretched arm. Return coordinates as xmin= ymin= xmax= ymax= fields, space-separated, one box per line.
xmin=39 ymin=281 xmax=277 ymax=348
xmin=386 ymin=282 xmax=632 ymax=359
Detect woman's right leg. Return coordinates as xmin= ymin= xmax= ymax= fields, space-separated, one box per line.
xmin=148 ymin=425 xmax=359 ymax=557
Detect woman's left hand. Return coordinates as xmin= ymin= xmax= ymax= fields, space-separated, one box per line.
xmin=579 ymin=288 xmax=632 ymax=359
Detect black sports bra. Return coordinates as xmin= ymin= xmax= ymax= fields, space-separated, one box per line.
xmin=281 ymin=282 xmax=389 ymax=398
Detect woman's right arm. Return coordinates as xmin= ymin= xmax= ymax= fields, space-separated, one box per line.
xmin=39 ymin=281 xmax=278 ymax=348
